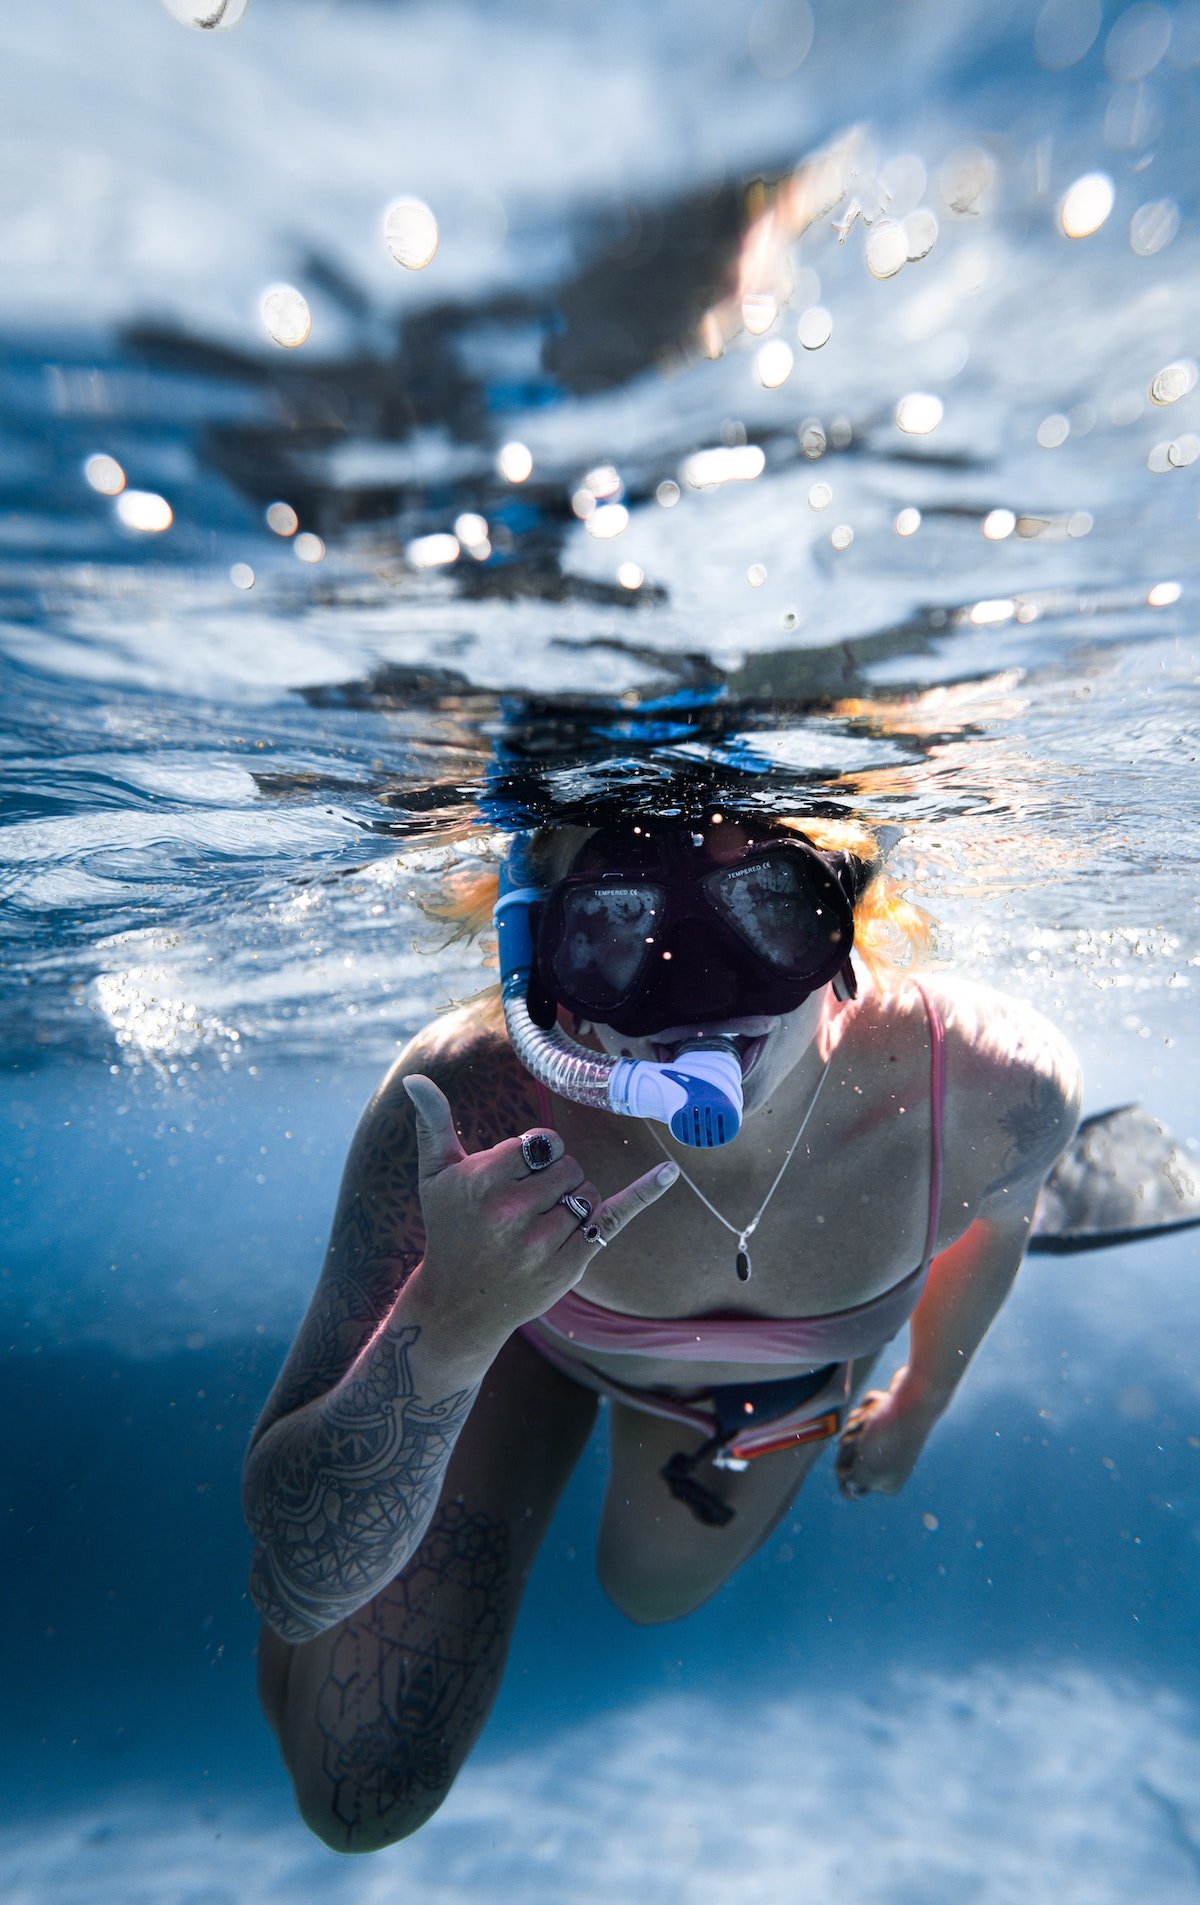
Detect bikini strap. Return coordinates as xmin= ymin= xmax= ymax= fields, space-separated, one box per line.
xmin=911 ymin=982 xmax=946 ymax=1270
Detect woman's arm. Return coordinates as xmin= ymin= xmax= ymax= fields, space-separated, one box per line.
xmin=241 ymin=1033 xmax=518 ymax=1642
xmin=834 ymin=1198 xmax=1038 ymax=1497
xmin=836 ymin=999 xmax=1082 ymax=1497
xmin=242 ymin=1033 xmax=677 ymax=1640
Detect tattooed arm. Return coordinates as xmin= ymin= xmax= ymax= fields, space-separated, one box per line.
xmin=243 ymin=1010 xmax=676 ymax=1641
xmin=241 ymin=1019 xmax=538 ymax=1643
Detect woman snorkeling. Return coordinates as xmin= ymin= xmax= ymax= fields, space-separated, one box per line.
xmin=241 ymin=804 xmax=1081 ymax=1852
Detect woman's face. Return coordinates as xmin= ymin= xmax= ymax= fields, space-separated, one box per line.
xmin=544 ymin=815 xmax=847 ymax=1118
xmin=572 ymin=815 xmax=831 ymax=1119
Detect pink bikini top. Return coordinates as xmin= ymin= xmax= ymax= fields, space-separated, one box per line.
xmin=531 ymin=984 xmax=946 ymax=1368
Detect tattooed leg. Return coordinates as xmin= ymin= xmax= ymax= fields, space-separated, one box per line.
xmin=313 ymin=1502 xmax=512 ymax=1845
xmin=265 ymin=1331 xmax=598 ymax=1852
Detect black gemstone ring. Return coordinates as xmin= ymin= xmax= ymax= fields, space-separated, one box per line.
xmin=520 ymin=1132 xmax=556 ymax=1172
xmin=558 ymin=1192 xmax=592 ymax=1223
xmin=581 ymin=1222 xmax=606 ymax=1247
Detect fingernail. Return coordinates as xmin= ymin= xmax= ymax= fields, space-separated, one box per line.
xmin=402 ymin=1078 xmax=417 ymax=1102
xmin=657 ymin=1163 xmax=679 ymax=1187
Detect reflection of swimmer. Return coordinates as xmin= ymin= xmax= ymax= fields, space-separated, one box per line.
xmin=242 ymin=813 xmax=1081 ymax=1850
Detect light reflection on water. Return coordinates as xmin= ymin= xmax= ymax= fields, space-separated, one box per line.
xmin=3 ymin=0 xmax=1200 ymax=1894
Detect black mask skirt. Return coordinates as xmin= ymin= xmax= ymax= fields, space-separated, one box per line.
xmin=526 ymin=823 xmax=857 ymax=1037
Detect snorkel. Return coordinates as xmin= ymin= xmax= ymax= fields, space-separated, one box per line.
xmin=495 ymin=835 xmax=744 ymax=1148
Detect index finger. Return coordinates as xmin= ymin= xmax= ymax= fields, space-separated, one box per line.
xmin=566 ymin=1160 xmax=679 ymax=1251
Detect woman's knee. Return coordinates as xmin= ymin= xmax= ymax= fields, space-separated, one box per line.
xmin=596 ymin=1541 xmax=723 ymax=1626
xmin=290 ymin=1743 xmax=459 ymax=1853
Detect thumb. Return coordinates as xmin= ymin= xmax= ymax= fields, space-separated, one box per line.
xmin=403 ymin=1074 xmax=468 ymax=1179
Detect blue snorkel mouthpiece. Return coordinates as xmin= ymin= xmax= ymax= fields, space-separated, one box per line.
xmin=494 ymin=840 xmax=744 ymax=1148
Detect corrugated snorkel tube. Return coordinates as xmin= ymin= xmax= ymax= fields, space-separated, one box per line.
xmin=494 ymin=835 xmax=743 ymax=1149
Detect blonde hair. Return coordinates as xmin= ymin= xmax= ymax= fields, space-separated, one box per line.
xmin=419 ymin=813 xmax=931 ymax=990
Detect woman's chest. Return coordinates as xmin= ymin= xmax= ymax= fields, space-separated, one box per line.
xmin=562 ymin=1081 xmax=943 ymax=1320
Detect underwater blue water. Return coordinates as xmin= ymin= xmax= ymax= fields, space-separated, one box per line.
xmin=3 ymin=0 xmax=1200 ymax=1898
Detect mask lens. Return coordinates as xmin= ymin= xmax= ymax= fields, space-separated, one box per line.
xmin=704 ymin=852 xmax=845 ymax=973
xmin=548 ymin=882 xmax=662 ymax=1012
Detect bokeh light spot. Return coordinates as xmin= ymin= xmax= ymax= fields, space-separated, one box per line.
xmin=1130 ymin=198 xmax=1179 ymax=255
xmin=384 ymin=197 xmax=440 ymax=271
xmin=747 ymin=563 xmax=768 ymax=587
xmin=1035 ymin=0 xmax=1101 ymax=69
xmin=1059 ymin=172 xmax=1114 ymax=238
xmin=588 ymin=504 xmax=629 ymax=539
xmin=797 ymin=305 xmax=833 ymax=350
xmin=84 ymin=453 xmax=125 ymax=496
xmin=969 ymin=598 xmax=1015 ymax=626
xmin=1037 ymin=414 xmax=1070 ymax=449
xmin=756 ymin=339 xmax=794 ymax=388
xmin=259 ymin=284 xmax=312 ymax=349
xmin=161 ymin=0 xmax=249 ymax=27
xmin=895 ymin=507 xmax=921 ymax=537
xmin=293 ymin=532 xmax=325 ymax=564
xmin=407 ymin=533 xmax=460 ymax=569
xmin=904 ymin=209 xmax=939 ymax=261
xmin=865 ymin=220 xmax=908 ymax=279
xmin=830 ymin=524 xmax=854 ymax=551
xmin=265 ymin=501 xmax=298 ymax=537
xmin=681 ymin=446 xmax=765 ymax=488
xmin=1150 ymin=361 xmax=1196 ymax=405
xmin=748 ymin=0 xmax=814 ymax=77
xmin=1105 ymin=2 xmax=1171 ymax=81
xmin=229 ymin=562 xmax=255 ymax=590
xmin=1147 ymin=580 xmax=1181 ymax=605
xmin=497 ymin=441 xmax=533 ymax=484
xmin=116 ymin=491 xmax=172 ymax=533
xmin=454 ymin=512 xmax=489 ymax=549
xmin=617 ymin=562 xmax=644 ymax=590
xmin=983 ymin=509 xmax=1016 ymax=540
xmin=741 ymin=293 xmax=778 ymax=335
xmin=808 ymin=482 xmax=832 ymax=511
xmin=895 ymin=392 xmax=943 ymax=435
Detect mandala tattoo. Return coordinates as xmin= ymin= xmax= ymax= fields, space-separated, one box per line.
xmin=313 ymin=1501 xmax=513 ymax=1844
xmin=245 ymin=1325 xmax=477 ymax=1639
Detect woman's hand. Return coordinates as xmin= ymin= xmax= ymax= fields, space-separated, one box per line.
xmin=403 ymin=1073 xmax=677 ymax=1354
xmin=834 ymin=1366 xmax=939 ymax=1500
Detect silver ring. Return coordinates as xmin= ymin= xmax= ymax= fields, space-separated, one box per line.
xmin=558 ymin=1192 xmax=592 ymax=1223
xmin=581 ymin=1222 xmax=606 ymax=1247
xmin=520 ymin=1132 xmax=556 ymax=1172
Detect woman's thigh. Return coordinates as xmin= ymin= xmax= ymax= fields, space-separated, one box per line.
xmin=258 ymin=1331 xmax=598 ymax=1852
xmin=597 ymin=1357 xmax=879 ymax=1626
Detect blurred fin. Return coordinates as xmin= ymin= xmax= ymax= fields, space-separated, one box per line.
xmin=1029 ymin=1105 xmax=1200 ymax=1255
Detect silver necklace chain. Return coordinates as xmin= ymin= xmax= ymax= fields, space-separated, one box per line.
xmin=645 ymin=1055 xmax=832 ymax=1282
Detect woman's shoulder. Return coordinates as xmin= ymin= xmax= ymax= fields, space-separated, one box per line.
xmin=378 ymin=996 xmax=541 ymax=1153
xmin=891 ymin=974 xmax=1082 ymax=1200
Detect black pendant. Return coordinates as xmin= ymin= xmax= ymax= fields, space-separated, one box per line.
xmin=735 ymin=1245 xmax=752 ymax=1282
